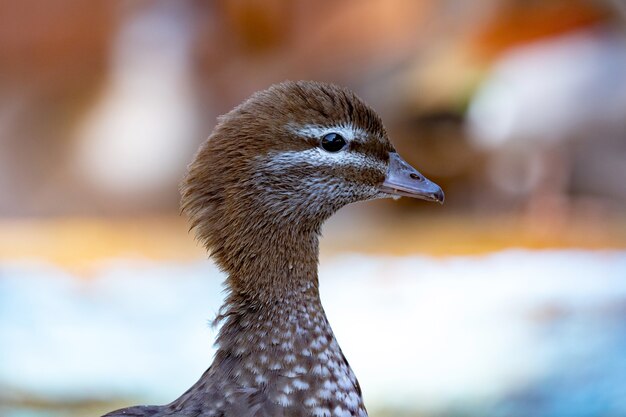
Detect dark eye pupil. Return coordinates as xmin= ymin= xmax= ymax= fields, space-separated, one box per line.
xmin=321 ymin=133 xmax=346 ymax=152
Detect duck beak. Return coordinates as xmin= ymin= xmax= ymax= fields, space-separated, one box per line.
xmin=379 ymin=152 xmax=444 ymax=204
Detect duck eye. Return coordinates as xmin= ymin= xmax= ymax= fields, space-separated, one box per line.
xmin=321 ymin=133 xmax=347 ymax=152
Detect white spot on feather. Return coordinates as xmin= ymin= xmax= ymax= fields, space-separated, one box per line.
xmin=338 ymin=375 xmax=353 ymax=389
xmin=334 ymin=391 xmax=347 ymax=401
xmin=293 ymin=379 xmax=310 ymax=390
xmin=269 ymin=362 xmax=282 ymax=370
xmin=345 ymin=392 xmax=361 ymax=408
xmin=311 ymin=338 xmax=323 ymax=350
xmin=245 ymin=361 xmax=259 ymax=373
xmin=275 ymin=393 xmax=292 ymax=406
xmin=317 ymin=388 xmax=332 ymax=399
xmin=323 ymin=380 xmax=338 ymax=391
xmin=333 ymin=405 xmax=352 ymax=417
xmin=313 ymin=406 xmax=331 ymax=417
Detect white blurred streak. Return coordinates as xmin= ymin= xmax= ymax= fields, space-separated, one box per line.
xmin=468 ymin=27 xmax=626 ymax=149
xmin=466 ymin=27 xmax=626 ymax=197
xmin=74 ymin=2 xmax=197 ymax=198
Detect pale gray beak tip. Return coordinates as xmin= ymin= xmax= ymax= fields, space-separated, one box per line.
xmin=433 ymin=187 xmax=445 ymax=204
xmin=379 ymin=152 xmax=445 ymax=204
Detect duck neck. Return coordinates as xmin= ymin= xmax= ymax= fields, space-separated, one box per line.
xmin=216 ymin=225 xmax=324 ymax=352
xmin=210 ymin=225 xmax=367 ymax=416
xmin=226 ymin=224 xmax=321 ymax=301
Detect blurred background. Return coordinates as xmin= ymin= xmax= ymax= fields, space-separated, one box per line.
xmin=1 ymin=0 xmax=626 ymax=416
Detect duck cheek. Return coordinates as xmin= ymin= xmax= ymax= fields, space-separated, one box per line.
xmin=324 ymin=167 xmax=383 ymax=203
xmin=357 ymin=184 xmax=389 ymax=202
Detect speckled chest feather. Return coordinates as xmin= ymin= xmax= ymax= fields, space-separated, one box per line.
xmin=168 ymin=290 xmax=366 ymax=417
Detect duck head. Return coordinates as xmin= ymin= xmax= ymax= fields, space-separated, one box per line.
xmin=181 ymin=81 xmax=443 ymax=274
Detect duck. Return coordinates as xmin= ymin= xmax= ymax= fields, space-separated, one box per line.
xmin=103 ymin=81 xmax=443 ymax=417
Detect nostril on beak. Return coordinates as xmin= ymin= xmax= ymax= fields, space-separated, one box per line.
xmin=409 ymin=173 xmax=422 ymax=181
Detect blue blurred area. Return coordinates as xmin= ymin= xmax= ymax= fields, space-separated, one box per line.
xmin=1 ymin=251 xmax=626 ymax=417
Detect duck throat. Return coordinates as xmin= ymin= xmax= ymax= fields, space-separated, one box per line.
xmin=209 ymin=228 xmax=368 ymax=417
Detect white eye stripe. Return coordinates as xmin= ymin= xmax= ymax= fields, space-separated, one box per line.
xmin=260 ymin=148 xmax=386 ymax=172
xmin=288 ymin=123 xmax=368 ymax=143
